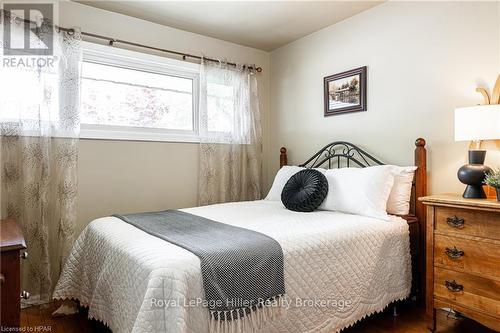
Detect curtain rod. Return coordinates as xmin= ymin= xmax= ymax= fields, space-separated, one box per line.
xmin=60 ymin=27 xmax=263 ymax=73
xmin=3 ymin=10 xmax=263 ymax=72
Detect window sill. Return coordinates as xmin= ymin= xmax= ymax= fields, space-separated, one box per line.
xmin=80 ymin=128 xmax=200 ymax=143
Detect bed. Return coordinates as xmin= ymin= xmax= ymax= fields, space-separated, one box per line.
xmin=53 ymin=138 xmax=427 ymax=333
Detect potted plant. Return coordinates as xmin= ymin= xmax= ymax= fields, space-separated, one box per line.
xmin=485 ymin=168 xmax=500 ymax=201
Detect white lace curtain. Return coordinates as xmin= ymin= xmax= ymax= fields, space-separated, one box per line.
xmin=0 ymin=16 xmax=82 ymax=301
xmin=198 ymin=61 xmax=262 ymax=205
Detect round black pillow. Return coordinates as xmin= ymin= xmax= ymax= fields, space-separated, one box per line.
xmin=281 ymin=169 xmax=328 ymax=212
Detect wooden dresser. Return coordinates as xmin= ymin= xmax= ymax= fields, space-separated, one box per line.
xmin=0 ymin=219 xmax=28 ymax=330
xmin=420 ymin=194 xmax=500 ymax=332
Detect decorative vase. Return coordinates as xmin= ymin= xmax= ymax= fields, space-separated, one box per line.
xmin=457 ymin=150 xmax=492 ymax=199
xmin=496 ymin=187 xmax=500 ymax=202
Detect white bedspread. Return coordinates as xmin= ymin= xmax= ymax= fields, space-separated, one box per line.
xmin=53 ymin=200 xmax=411 ymax=333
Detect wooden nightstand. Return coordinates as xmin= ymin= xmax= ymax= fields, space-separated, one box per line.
xmin=0 ymin=219 xmax=28 ymax=330
xmin=420 ymin=194 xmax=500 ymax=332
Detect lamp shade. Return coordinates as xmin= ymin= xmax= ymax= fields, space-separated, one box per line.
xmin=454 ymin=104 xmax=500 ymax=141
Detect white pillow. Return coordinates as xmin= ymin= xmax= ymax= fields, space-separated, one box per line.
xmin=265 ymin=166 xmax=304 ymax=201
xmin=319 ymin=165 xmax=395 ymax=220
xmin=386 ymin=165 xmax=418 ymax=215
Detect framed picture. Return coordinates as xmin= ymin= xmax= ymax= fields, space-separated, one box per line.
xmin=324 ymin=66 xmax=367 ymax=116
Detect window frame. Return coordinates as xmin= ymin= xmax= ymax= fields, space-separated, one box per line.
xmin=80 ymin=42 xmax=201 ymax=143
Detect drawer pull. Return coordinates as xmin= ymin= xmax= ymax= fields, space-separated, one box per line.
xmin=0 ymin=273 xmax=4 ymax=285
xmin=445 ymin=280 xmax=463 ymax=292
xmin=446 ymin=216 xmax=465 ymax=229
xmin=20 ymin=290 xmax=30 ymax=299
xmin=20 ymin=251 xmax=28 ymax=259
xmin=444 ymin=246 xmax=464 ymax=259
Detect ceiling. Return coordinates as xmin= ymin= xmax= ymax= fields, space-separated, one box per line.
xmin=77 ymin=1 xmax=383 ymax=51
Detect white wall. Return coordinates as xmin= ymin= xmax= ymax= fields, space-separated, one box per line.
xmin=57 ymin=1 xmax=271 ymax=235
xmin=270 ymin=1 xmax=500 ymax=195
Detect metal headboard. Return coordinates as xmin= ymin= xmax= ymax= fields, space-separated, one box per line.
xmin=299 ymin=141 xmax=384 ymax=169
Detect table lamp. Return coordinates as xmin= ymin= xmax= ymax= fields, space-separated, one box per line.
xmin=455 ymin=104 xmax=500 ymax=198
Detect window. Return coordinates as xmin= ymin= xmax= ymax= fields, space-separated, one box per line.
xmin=81 ymin=63 xmax=193 ymax=131
xmin=80 ymin=42 xmax=200 ymax=142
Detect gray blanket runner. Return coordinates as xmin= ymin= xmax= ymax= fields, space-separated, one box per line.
xmin=113 ymin=210 xmax=285 ymax=325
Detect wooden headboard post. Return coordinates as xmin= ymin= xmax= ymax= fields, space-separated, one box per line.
xmin=414 ymin=138 xmax=427 ymax=305
xmin=414 ymin=138 xmax=427 ymax=224
xmin=280 ymin=147 xmax=287 ymax=168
